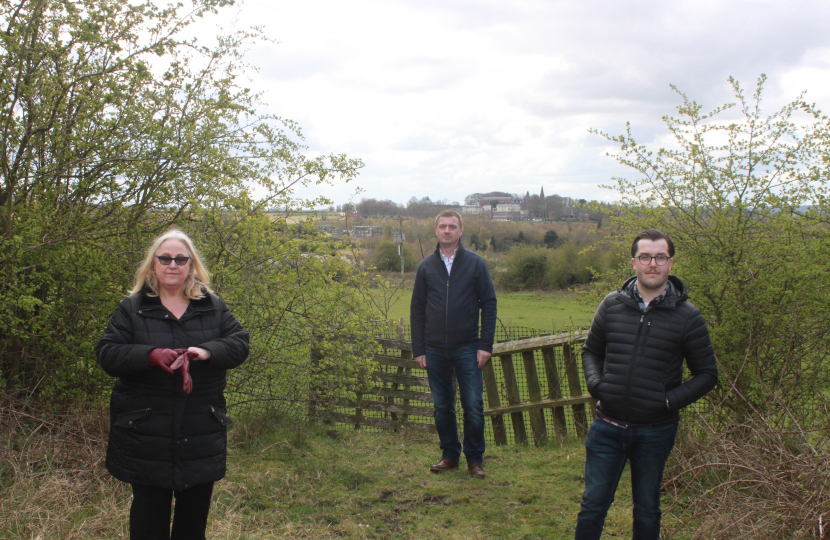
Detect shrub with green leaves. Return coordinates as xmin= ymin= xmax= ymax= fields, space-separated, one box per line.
xmin=496 ymin=241 xmax=620 ymax=291
xmin=591 ymin=75 xmax=830 ymax=418
xmin=373 ymin=241 xmax=415 ymax=272
xmin=497 ymin=245 xmax=550 ymax=291
xmin=0 ymin=0 xmax=372 ymax=410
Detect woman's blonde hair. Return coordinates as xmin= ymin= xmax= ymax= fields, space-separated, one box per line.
xmin=131 ymin=229 xmax=213 ymax=299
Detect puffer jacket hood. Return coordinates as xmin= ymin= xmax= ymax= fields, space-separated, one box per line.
xmin=616 ymin=274 xmax=687 ymax=308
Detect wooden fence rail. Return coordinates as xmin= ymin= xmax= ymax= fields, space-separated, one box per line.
xmin=327 ymin=327 xmax=595 ymax=446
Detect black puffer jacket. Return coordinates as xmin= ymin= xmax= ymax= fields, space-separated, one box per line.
xmin=582 ymin=275 xmax=717 ymax=425
xmin=410 ymin=241 xmax=497 ymax=358
xmin=96 ymin=289 xmax=249 ymax=490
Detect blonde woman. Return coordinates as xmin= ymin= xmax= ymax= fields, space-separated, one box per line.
xmin=96 ymin=230 xmax=249 ymax=540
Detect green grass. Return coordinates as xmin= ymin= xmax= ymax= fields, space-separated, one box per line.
xmin=375 ymin=288 xmax=595 ymax=332
xmin=210 ymin=422 xmax=643 ymax=539
xmin=1 ymin=414 xmax=677 ymax=539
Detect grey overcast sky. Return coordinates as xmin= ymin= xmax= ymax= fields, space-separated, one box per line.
xmin=194 ymin=0 xmax=830 ymax=206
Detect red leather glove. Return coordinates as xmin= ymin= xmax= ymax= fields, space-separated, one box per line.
xmin=170 ymin=350 xmax=199 ymax=394
xmin=148 ymin=348 xmax=178 ymax=374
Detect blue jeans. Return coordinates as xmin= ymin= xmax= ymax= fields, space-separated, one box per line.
xmin=575 ymin=415 xmax=679 ymax=540
xmin=424 ymin=344 xmax=485 ymax=464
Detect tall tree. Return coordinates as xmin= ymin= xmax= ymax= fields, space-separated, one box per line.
xmin=0 ymin=0 xmax=363 ymax=396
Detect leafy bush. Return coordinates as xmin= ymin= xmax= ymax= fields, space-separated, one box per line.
xmin=189 ymin=210 xmax=378 ymax=417
xmin=497 ymin=245 xmax=550 ymax=290
xmin=592 ymin=76 xmax=830 ymax=538
xmin=373 ymin=242 xmax=416 ymax=272
xmin=0 ymin=0 xmax=371 ymax=410
xmin=496 ymin=241 xmax=621 ymax=291
xmin=592 ymin=75 xmax=830 ymax=418
xmin=543 ymin=229 xmax=559 ymax=247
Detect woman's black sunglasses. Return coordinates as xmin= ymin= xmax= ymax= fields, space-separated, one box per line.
xmin=156 ymin=256 xmax=190 ymax=266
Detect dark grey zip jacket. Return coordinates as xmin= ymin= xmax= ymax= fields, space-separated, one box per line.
xmin=410 ymin=241 xmax=497 ymax=358
xmin=96 ymin=289 xmax=249 ymax=490
xmin=582 ymin=275 xmax=717 ymax=425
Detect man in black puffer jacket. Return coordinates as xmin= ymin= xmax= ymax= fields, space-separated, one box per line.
xmin=574 ymin=229 xmax=717 ymax=540
xmin=411 ymin=210 xmax=497 ymax=479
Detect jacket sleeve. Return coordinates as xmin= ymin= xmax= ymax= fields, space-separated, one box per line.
xmin=199 ymin=296 xmax=250 ymax=370
xmin=582 ymin=295 xmax=610 ymax=398
xmin=476 ymin=259 xmax=497 ymax=353
xmin=95 ymin=299 xmax=155 ymax=378
xmin=666 ymin=306 xmax=718 ymax=410
xmin=410 ymin=262 xmax=428 ymax=358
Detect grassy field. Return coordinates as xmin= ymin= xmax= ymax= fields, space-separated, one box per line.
xmin=3 ymin=417 xmax=653 ymax=539
xmin=0 ymin=288 xmax=638 ymax=539
xmin=374 ymin=287 xmax=595 ymax=332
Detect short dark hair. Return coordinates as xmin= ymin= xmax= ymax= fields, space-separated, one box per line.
xmin=434 ymin=210 xmax=463 ymax=228
xmin=631 ymin=229 xmax=675 ymax=257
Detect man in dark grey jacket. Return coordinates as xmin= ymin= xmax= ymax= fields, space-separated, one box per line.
xmin=575 ymin=229 xmax=718 ymax=540
xmin=411 ymin=210 xmax=497 ymax=478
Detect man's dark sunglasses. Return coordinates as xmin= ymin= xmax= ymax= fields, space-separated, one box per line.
xmin=156 ymin=256 xmax=191 ymax=266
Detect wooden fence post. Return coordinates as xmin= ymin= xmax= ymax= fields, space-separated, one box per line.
xmin=400 ymin=319 xmax=412 ymax=424
xmin=521 ymin=350 xmax=547 ymax=446
xmin=387 ymin=318 xmax=406 ymax=427
xmin=540 ymin=346 xmax=567 ymax=438
xmin=482 ymin=359 xmax=508 ymax=445
xmin=500 ymin=352 xmax=527 ymax=444
xmin=563 ymin=342 xmax=588 ymax=436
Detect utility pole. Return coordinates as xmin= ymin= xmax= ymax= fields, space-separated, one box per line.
xmin=343 ymin=192 xmax=359 ymax=237
xmin=390 ymin=215 xmax=409 ymax=286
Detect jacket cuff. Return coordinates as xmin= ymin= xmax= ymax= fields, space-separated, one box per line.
xmin=665 ymin=388 xmax=682 ymax=411
xmin=478 ymin=342 xmax=493 ymax=354
xmin=587 ymin=380 xmax=600 ymax=399
xmin=127 ymin=345 xmax=156 ymax=374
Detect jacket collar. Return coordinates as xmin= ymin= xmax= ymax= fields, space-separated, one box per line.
xmin=138 ymin=287 xmax=214 ymax=313
xmin=433 ymin=239 xmax=467 ymax=261
xmin=617 ymin=274 xmax=687 ymax=309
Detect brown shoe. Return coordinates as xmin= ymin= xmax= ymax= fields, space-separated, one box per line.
xmin=429 ymin=459 xmax=459 ymax=473
xmin=468 ymin=462 xmax=485 ymax=479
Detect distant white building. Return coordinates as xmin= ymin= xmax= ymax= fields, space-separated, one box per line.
xmin=463 ymin=192 xmax=525 ymax=220
xmin=496 ymin=202 xmax=521 ymax=213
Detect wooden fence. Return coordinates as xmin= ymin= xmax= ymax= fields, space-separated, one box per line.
xmin=327 ymin=328 xmax=595 ymax=446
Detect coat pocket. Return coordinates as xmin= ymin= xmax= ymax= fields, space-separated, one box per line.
xmin=113 ymin=408 xmax=152 ymax=429
xmin=209 ymin=406 xmax=233 ymax=426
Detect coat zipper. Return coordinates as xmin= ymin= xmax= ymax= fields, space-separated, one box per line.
xmin=623 ymin=313 xmax=648 ymax=422
xmin=445 ymin=277 xmax=450 ymax=349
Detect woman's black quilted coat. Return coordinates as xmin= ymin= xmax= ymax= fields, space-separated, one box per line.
xmin=96 ymin=290 xmax=249 ymax=490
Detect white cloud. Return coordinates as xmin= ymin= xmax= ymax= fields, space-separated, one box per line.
xmin=186 ymin=0 xmax=830 ymax=206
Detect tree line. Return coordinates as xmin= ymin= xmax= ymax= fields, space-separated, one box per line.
xmin=341 ymin=194 xmax=611 ymax=221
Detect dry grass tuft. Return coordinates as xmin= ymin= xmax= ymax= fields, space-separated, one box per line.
xmin=664 ymin=408 xmax=830 ymax=540
xmin=0 ymin=395 xmax=130 ymax=538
